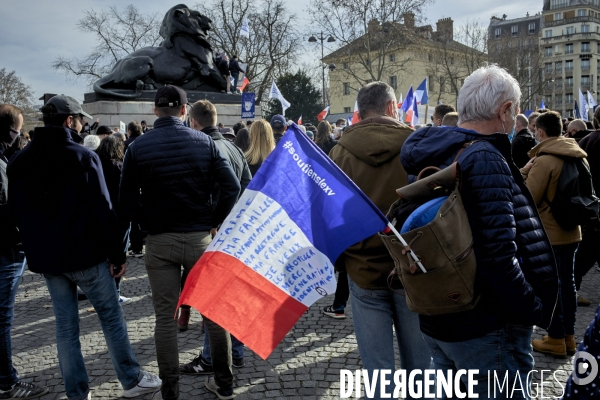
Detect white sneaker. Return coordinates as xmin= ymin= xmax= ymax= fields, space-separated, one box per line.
xmin=119 ymin=296 xmax=132 ymax=305
xmin=123 ymin=371 xmax=162 ymax=398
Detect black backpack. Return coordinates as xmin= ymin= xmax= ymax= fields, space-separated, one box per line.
xmin=546 ymin=156 xmax=599 ymax=231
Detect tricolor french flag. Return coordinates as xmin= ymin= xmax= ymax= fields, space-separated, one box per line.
xmin=298 ymin=115 xmax=302 ymax=125
xmin=178 ymin=125 xmax=389 ymax=358
xmin=351 ymin=101 xmax=360 ymax=124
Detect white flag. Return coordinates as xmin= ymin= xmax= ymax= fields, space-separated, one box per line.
xmin=588 ymin=91 xmax=597 ymax=109
xmin=240 ymin=17 xmax=250 ymax=38
xmin=579 ymin=88 xmax=589 ymax=121
xmin=269 ymin=80 xmax=291 ymax=115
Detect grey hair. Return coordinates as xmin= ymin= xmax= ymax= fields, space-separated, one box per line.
xmin=83 ymin=135 xmax=101 ymax=151
xmin=357 ymin=81 xmax=396 ymax=119
xmin=457 ymin=64 xmax=521 ymax=125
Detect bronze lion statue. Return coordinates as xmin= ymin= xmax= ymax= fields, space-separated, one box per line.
xmin=93 ymin=4 xmax=226 ymax=98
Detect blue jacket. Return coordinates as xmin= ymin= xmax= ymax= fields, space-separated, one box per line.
xmin=120 ymin=117 xmax=240 ymax=234
xmin=401 ymin=126 xmax=558 ymax=341
xmin=7 ymin=126 xmax=127 ymax=274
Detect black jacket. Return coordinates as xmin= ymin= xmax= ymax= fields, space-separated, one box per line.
xmin=317 ymin=138 xmax=338 ymax=156
xmin=228 ymin=59 xmax=245 ymax=75
xmin=218 ymin=59 xmax=230 ymax=76
xmin=7 ymin=126 xmax=127 ymax=273
xmin=402 ymin=126 xmax=558 ymax=341
xmin=579 ymin=131 xmax=600 ymax=194
xmin=123 ymin=134 xmax=140 ymax=152
xmin=201 ymin=126 xmax=252 ymax=203
xmin=511 ymin=128 xmax=536 ymax=169
xmin=120 ymin=117 xmax=240 ymax=234
xmin=0 ymin=128 xmax=20 ymax=252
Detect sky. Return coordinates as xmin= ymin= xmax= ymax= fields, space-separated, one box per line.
xmin=0 ymin=0 xmax=542 ymax=104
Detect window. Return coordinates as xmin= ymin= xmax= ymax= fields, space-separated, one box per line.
xmin=450 ymin=57 xmax=454 ymax=65
xmin=555 ymin=78 xmax=563 ymax=88
xmin=495 ymin=28 xmax=502 ymax=38
xmin=555 ymin=12 xmax=563 ymax=20
xmin=582 ymin=24 xmax=590 ymax=33
xmin=545 ymin=63 xmax=553 ymax=74
xmin=343 ymin=107 xmax=351 ymax=113
xmin=343 ymin=82 xmax=350 ymax=95
xmin=545 ymin=46 xmax=553 ymax=57
xmin=566 ymin=26 xmax=575 ymax=35
xmin=429 ymin=75 xmax=435 ymax=92
xmin=551 ymin=0 xmax=568 ymax=8
xmin=389 ymin=54 xmax=396 ymax=62
xmin=556 ymin=95 xmax=563 ymax=105
xmin=566 ymin=77 xmax=574 ymax=87
xmin=365 ymin=58 xmax=370 ymax=66
xmin=440 ymin=77 xmax=445 ymax=93
xmin=566 ymin=93 xmax=574 ymax=103
xmin=565 ymin=43 xmax=574 ymax=54
xmin=511 ymin=26 xmax=518 ymax=36
xmin=556 ymin=61 xmax=563 ymax=72
xmin=390 ymin=76 xmax=398 ymax=89
xmin=428 ymin=53 xmax=432 ymax=62
xmin=582 ymin=59 xmax=591 ymax=70
xmin=582 ymin=75 xmax=591 ymax=87
xmin=578 ymin=9 xmax=587 ymax=17
xmin=545 ymin=30 xmax=552 ymax=38
xmin=529 ymin=23 xmax=536 ymax=34
xmin=343 ymin=62 xmax=349 ymax=69
xmin=566 ymin=60 xmax=574 ymax=71
xmin=582 ymin=42 xmax=591 ymax=52
xmin=598 ymin=43 xmax=600 ymax=53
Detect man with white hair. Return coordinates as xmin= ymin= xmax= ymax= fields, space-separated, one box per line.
xmin=401 ymin=65 xmax=558 ymax=397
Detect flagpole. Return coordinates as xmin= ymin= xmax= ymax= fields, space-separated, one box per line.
xmin=424 ymin=104 xmax=429 ymax=125
xmin=386 ymin=222 xmax=427 ymax=274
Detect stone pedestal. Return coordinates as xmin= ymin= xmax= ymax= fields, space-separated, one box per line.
xmin=82 ymin=92 xmax=261 ymax=129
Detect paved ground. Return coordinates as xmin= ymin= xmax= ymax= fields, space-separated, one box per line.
xmin=10 ymin=255 xmax=600 ymax=399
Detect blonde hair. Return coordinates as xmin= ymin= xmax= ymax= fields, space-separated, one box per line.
xmin=245 ymin=120 xmax=275 ymax=165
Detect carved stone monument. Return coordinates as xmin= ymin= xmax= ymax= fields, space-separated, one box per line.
xmin=82 ymin=4 xmax=260 ymax=127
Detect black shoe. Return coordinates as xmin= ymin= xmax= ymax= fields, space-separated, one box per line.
xmin=205 ymin=377 xmax=234 ymax=399
xmin=0 ymin=381 xmax=49 ymax=399
xmin=232 ymin=357 xmax=245 ymax=368
xmin=127 ymin=250 xmax=144 ymax=258
xmin=322 ymin=305 xmax=345 ymax=319
xmin=180 ymin=355 xmax=213 ymax=375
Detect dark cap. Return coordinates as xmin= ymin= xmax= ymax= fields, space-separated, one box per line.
xmin=43 ymin=95 xmax=92 ymax=119
xmin=96 ymin=125 xmax=113 ymax=136
xmin=155 ymin=85 xmax=188 ymax=107
xmin=270 ymin=115 xmax=286 ymax=130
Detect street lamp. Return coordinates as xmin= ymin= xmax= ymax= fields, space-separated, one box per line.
xmin=308 ymin=32 xmax=336 ymax=106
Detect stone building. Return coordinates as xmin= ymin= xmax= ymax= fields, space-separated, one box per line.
xmin=539 ymin=0 xmax=600 ymax=117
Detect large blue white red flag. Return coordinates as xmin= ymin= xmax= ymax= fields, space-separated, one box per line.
xmin=415 ymin=78 xmax=428 ymax=105
xmin=178 ymin=124 xmax=388 ymax=358
xmin=402 ymin=85 xmax=414 ymax=114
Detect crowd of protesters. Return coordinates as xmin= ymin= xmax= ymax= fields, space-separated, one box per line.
xmin=4 ymin=63 xmax=600 ymax=400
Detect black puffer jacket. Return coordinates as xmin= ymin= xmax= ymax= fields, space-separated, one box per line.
xmin=401 ymin=126 xmax=558 ymax=341
xmin=579 ymin=130 xmax=600 ymax=194
xmin=120 ymin=117 xmax=240 ymax=234
xmin=511 ymin=128 xmax=536 ymax=168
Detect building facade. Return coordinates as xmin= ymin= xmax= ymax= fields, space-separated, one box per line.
xmin=540 ymin=0 xmax=600 ymax=117
xmin=324 ymin=15 xmax=484 ymax=123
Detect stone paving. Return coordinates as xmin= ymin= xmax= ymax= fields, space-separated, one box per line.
xmin=10 ymin=255 xmax=600 ymax=399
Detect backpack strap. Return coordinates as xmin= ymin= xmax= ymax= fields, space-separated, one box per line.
xmin=453 ymin=140 xmax=479 ymax=163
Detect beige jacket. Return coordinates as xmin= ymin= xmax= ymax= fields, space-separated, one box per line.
xmin=328 ymin=115 xmax=412 ymax=289
xmin=521 ymin=136 xmax=585 ymax=245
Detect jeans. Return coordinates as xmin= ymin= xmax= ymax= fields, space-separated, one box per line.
xmin=44 ymin=261 xmax=141 ymax=400
xmin=0 ymin=249 xmax=25 ymax=388
xmin=423 ymin=325 xmax=534 ymax=400
xmin=574 ymin=224 xmax=600 ymax=290
xmin=145 ymin=231 xmax=229 ymax=399
xmin=348 ymin=276 xmax=432 ymax=399
xmin=548 ymin=243 xmax=579 ymax=338
xmin=202 ymin=329 xmax=243 ymax=363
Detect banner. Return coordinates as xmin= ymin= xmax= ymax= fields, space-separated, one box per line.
xmin=241 ymin=93 xmax=255 ymax=119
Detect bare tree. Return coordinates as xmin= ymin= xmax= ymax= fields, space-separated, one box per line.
xmin=195 ymin=0 xmax=302 ymax=102
xmin=489 ymin=32 xmax=544 ymax=111
xmin=427 ymin=20 xmax=487 ymax=104
xmin=311 ymin=0 xmax=433 ymax=94
xmin=52 ymin=5 xmax=162 ymax=87
xmin=0 ymin=68 xmax=41 ymax=132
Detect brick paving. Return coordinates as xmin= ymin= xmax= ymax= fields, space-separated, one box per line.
xmin=10 ymin=255 xmax=600 ymax=399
